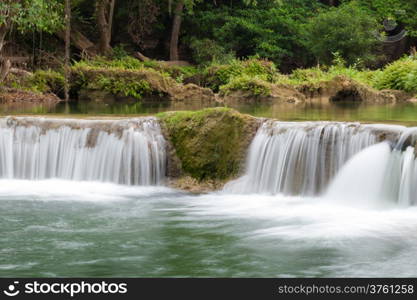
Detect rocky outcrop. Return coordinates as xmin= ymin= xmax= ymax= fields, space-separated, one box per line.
xmin=72 ymin=66 xmax=216 ymax=103
xmin=221 ymin=83 xmax=305 ymax=105
xmin=220 ymin=76 xmax=413 ymax=105
xmin=170 ymin=83 xmax=215 ymax=103
xmin=158 ymin=108 xmax=261 ymax=187
xmin=297 ymin=76 xmax=412 ymax=104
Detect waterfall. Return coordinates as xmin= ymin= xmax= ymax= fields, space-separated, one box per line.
xmin=0 ymin=117 xmax=166 ymax=185
xmin=224 ymin=120 xmax=403 ymax=196
xmin=325 ymin=142 xmax=393 ymax=206
xmin=326 ymin=129 xmax=417 ymax=206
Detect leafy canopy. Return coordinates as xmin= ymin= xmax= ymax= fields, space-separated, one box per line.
xmin=303 ymin=2 xmax=381 ymax=66
xmin=0 ymin=0 xmax=63 ymax=32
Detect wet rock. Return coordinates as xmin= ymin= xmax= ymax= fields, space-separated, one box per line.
xmin=167 ymin=176 xmax=227 ymax=194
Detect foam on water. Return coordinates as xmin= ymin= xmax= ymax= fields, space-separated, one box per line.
xmin=183 ymin=192 xmax=417 ymax=241
xmin=0 ymin=179 xmax=174 ymax=202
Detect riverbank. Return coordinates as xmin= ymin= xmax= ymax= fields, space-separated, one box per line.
xmin=2 ymin=56 xmax=416 ymax=106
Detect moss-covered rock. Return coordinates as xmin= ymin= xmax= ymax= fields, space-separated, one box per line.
xmin=221 ymin=82 xmax=306 ymax=104
xmin=71 ymin=65 xmax=216 ymax=103
xmin=71 ymin=66 xmax=174 ymax=99
xmin=170 ymin=83 xmax=215 ymax=103
xmin=158 ymin=108 xmax=259 ymax=181
xmin=4 ymin=69 xmax=64 ymax=97
xmin=297 ymin=76 xmax=412 ymax=103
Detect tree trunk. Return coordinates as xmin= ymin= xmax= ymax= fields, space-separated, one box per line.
xmin=56 ymin=27 xmax=97 ymax=57
xmin=96 ymin=0 xmax=116 ymax=56
xmin=169 ymin=1 xmax=184 ymax=61
xmin=107 ymin=0 xmax=116 ymax=42
xmin=0 ymin=25 xmax=10 ymax=84
xmin=64 ymin=0 xmax=71 ymax=101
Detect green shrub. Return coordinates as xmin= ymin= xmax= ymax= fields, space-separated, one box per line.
xmin=159 ymin=65 xmax=199 ymax=83
xmin=284 ymin=53 xmax=379 ymax=87
xmin=29 ymin=69 xmax=65 ymax=94
xmin=287 ymin=65 xmax=377 ymax=87
xmin=204 ymin=58 xmax=277 ymax=91
xmin=373 ymin=57 xmax=417 ymax=92
xmin=93 ymin=75 xmax=152 ymax=99
xmin=111 ymin=44 xmax=130 ymax=60
xmin=220 ymin=74 xmax=272 ymax=96
xmin=71 ymin=65 xmax=175 ymax=99
xmin=189 ymin=38 xmax=235 ymax=65
xmin=74 ymin=56 xmax=145 ymax=70
xmin=404 ymin=69 xmax=417 ymax=93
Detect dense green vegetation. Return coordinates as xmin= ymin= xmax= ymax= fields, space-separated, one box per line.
xmin=0 ymin=0 xmax=416 ymax=100
xmin=6 ymin=54 xmax=417 ymax=101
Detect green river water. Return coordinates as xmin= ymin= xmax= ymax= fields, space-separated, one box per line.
xmin=1 ymin=101 xmax=417 ymax=125
xmin=1 ymin=101 xmax=417 ymax=277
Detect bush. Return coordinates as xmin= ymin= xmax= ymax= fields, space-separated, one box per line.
xmin=71 ymin=65 xmax=174 ymax=100
xmin=220 ymin=74 xmax=272 ymax=97
xmin=189 ymin=38 xmax=235 ymax=65
xmin=287 ymin=66 xmax=377 ymax=87
xmin=283 ymin=53 xmax=379 ymax=87
xmin=111 ymin=44 xmax=130 ymax=60
xmin=29 ymin=70 xmax=65 ymax=95
xmin=204 ymin=58 xmax=277 ymax=91
xmin=158 ymin=65 xmax=199 ymax=84
xmin=94 ymin=75 xmax=152 ymax=99
xmin=373 ymin=57 xmax=417 ymax=93
xmin=404 ymin=69 xmax=417 ymax=93
xmin=303 ymin=2 xmax=381 ymax=66
xmin=74 ymin=56 xmax=147 ymax=70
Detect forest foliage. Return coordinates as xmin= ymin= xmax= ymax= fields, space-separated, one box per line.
xmin=0 ymin=0 xmax=417 ymax=96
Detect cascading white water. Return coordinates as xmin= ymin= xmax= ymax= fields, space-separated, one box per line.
xmin=0 ymin=117 xmax=166 ymax=185
xmin=224 ymin=120 xmax=403 ymax=196
xmin=326 ymin=128 xmax=417 ymax=206
xmin=325 ymin=142 xmax=393 ymax=207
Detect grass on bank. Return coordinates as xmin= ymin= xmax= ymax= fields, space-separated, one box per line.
xmin=4 ymin=54 xmax=417 ymax=99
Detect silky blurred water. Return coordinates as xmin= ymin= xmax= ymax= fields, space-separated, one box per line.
xmin=1 ymin=179 xmax=417 ymax=277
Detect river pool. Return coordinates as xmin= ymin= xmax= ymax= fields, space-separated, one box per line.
xmin=2 ymin=180 xmax=417 ymax=277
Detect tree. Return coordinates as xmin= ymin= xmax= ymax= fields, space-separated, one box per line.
xmin=356 ymin=0 xmax=417 ymax=37
xmin=95 ymin=0 xmax=116 ymax=55
xmin=184 ymin=0 xmax=319 ymax=69
xmin=169 ymin=0 xmax=262 ymax=61
xmin=126 ymin=0 xmax=160 ymax=49
xmin=169 ymin=0 xmax=184 ymax=60
xmin=0 ymin=0 xmax=63 ymax=83
xmin=304 ymin=2 xmax=381 ymax=66
xmin=64 ymin=0 xmax=71 ymax=101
